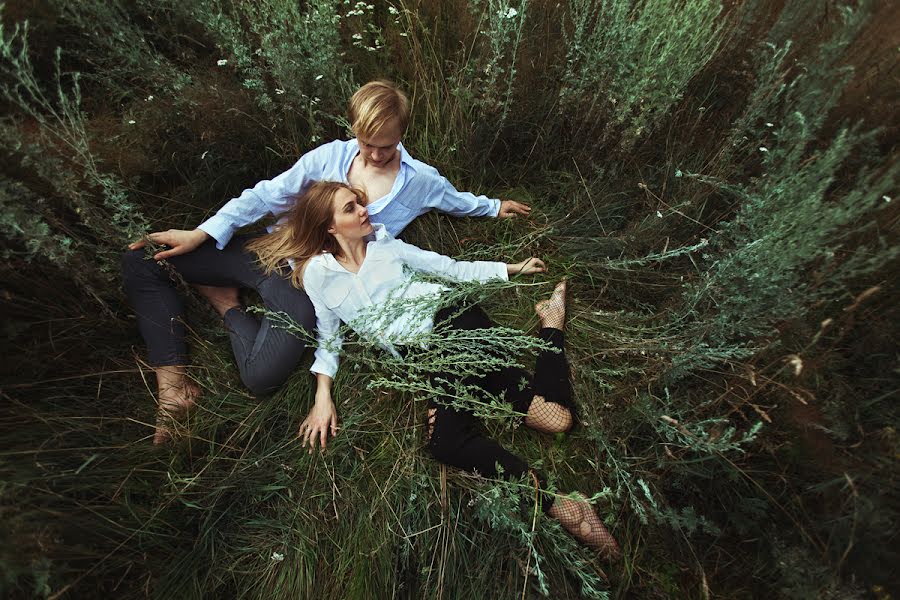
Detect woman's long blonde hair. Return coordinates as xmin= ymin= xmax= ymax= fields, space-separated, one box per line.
xmin=246 ymin=181 xmax=368 ymax=289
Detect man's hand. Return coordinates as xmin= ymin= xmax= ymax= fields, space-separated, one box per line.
xmin=499 ymin=200 xmax=532 ymax=218
xmin=507 ymin=257 xmax=547 ymax=276
xmin=298 ymin=392 xmax=339 ymax=453
xmin=128 ymin=229 xmax=210 ymax=261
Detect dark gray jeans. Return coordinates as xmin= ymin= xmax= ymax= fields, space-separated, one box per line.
xmin=121 ymin=235 xmax=315 ymax=395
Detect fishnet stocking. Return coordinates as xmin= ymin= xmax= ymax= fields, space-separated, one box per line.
xmin=525 ymin=394 xmax=573 ymax=433
xmin=425 ymin=407 xmax=437 ymax=443
xmin=535 ymin=280 xmax=567 ymax=331
xmin=548 ymin=494 xmax=621 ymax=560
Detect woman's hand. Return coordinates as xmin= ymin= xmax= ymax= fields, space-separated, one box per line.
xmin=298 ymin=389 xmax=339 ymax=453
xmin=507 ymin=257 xmax=547 ymax=277
xmin=129 ymin=228 xmax=210 ymax=261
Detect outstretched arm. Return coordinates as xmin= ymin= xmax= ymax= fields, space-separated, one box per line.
xmin=128 ymin=142 xmax=338 ymax=255
xmin=301 ymin=264 xmax=344 ymax=451
xmin=389 ymin=237 xmax=545 ymax=281
xmin=430 ymin=170 xmax=532 ymax=219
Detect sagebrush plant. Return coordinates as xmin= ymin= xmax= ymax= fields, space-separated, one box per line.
xmin=1 ymin=1 xmax=897 ymax=599
xmin=168 ymin=0 xmax=354 ymax=152
xmin=559 ymin=0 xmax=729 ymax=151
xmin=0 ymin=15 xmax=149 ymax=311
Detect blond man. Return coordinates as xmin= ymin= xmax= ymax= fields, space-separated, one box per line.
xmin=122 ymin=80 xmax=531 ymax=442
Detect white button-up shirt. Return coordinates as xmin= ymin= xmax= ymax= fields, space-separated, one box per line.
xmin=302 ymin=224 xmax=508 ymax=378
xmin=198 ymin=139 xmax=501 ymax=248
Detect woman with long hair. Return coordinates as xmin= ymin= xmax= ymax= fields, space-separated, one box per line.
xmin=247 ymin=181 xmax=620 ymax=557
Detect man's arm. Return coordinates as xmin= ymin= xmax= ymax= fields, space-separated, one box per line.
xmin=428 ymin=168 xmax=532 ymax=219
xmin=129 ymin=141 xmax=341 ymax=256
xmin=199 ymin=143 xmax=337 ymax=248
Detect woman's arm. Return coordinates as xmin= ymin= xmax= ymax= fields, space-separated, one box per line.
xmin=300 ymin=262 xmax=345 ymax=451
xmin=389 ymin=237 xmax=546 ymax=281
xmin=299 ymin=373 xmax=338 ymax=452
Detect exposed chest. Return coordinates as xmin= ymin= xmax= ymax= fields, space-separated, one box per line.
xmin=347 ymin=157 xmax=400 ymax=203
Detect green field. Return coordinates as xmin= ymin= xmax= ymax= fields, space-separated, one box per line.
xmin=1 ymin=1 xmax=898 ymax=598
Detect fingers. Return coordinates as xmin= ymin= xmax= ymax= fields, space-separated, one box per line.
xmin=299 ymin=419 xmax=312 ymax=448
xmin=298 ymin=418 xmax=337 ymax=453
xmin=128 ymin=239 xmax=147 ymax=250
xmin=511 ymin=201 xmax=532 ymax=216
xmin=531 ymin=258 xmax=547 ymax=272
xmin=153 ymin=247 xmax=185 ymax=261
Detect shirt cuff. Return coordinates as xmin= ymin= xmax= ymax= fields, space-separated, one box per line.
xmin=310 ymin=352 xmax=339 ymax=379
xmin=197 ymin=216 xmax=236 ymax=250
xmin=496 ymin=262 xmax=509 ymax=281
xmin=490 ymin=198 xmax=502 ymax=217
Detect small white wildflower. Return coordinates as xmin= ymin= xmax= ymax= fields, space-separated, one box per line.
xmin=388 ymin=5 xmax=399 ymax=14
xmin=275 ymin=88 xmax=285 ymax=95
xmin=216 ymin=59 xmax=228 ymax=66
xmin=127 ymin=119 xmax=136 ymax=125
xmin=759 ymin=146 xmax=768 ymax=152
xmin=787 ymin=354 xmax=803 ymax=377
xmin=399 ymin=32 xmax=408 ymax=37
xmin=351 ymin=33 xmax=363 ymax=40
xmin=315 ymin=74 xmax=324 ymax=81
xmin=145 ymin=95 xmax=154 ymax=102
xmin=271 ymin=552 xmax=284 ymax=562
xmin=201 ymin=150 xmax=209 ymax=160
xmin=505 ymin=7 xmax=518 ymax=18
xmin=656 ymin=210 xmax=663 ymax=218
xmin=883 ymin=195 xmax=891 ymax=203
xmin=765 ymin=122 xmax=774 ymax=127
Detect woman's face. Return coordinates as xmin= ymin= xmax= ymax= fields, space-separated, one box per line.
xmin=328 ymin=188 xmax=373 ymax=240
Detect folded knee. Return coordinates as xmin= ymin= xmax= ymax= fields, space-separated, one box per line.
xmin=240 ymin=372 xmax=282 ymax=396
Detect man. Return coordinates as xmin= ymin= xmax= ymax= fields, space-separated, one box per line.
xmin=123 ymin=80 xmax=531 ymax=443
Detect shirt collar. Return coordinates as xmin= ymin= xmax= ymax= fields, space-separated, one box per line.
xmin=349 ymin=139 xmax=417 ymax=173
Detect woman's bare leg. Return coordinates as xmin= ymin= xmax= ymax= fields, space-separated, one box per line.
xmin=153 ymin=366 xmax=200 ymax=445
xmin=548 ymin=493 xmax=621 ymax=559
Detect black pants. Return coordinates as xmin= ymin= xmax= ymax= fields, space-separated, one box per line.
xmin=423 ymin=304 xmax=573 ymax=512
xmin=121 ymin=236 xmax=315 ymax=395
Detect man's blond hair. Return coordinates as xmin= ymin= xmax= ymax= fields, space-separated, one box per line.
xmin=348 ymin=80 xmax=410 ymax=139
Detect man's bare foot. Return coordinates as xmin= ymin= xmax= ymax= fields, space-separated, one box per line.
xmin=154 ymin=367 xmax=200 ymax=445
xmin=535 ymin=280 xmax=567 ymax=330
xmin=194 ymin=284 xmax=241 ymax=318
xmin=548 ymin=493 xmax=621 ymax=560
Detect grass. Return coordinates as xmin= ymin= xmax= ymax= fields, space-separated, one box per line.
xmin=2 ymin=0 xmax=899 ymax=598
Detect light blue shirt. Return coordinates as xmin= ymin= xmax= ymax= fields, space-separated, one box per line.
xmin=198 ymin=139 xmax=502 ymax=248
xmin=302 ymin=224 xmax=508 ymax=378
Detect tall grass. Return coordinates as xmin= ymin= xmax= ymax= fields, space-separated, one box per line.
xmin=1 ymin=1 xmax=897 ymax=598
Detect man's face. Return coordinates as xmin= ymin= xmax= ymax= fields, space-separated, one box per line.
xmin=357 ymin=119 xmax=403 ymax=168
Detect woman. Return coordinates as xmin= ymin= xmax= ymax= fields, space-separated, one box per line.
xmin=247 ymin=181 xmax=620 ymax=557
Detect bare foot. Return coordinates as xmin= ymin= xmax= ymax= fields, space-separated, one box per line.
xmin=194 ymin=284 xmax=241 ymax=318
xmin=153 ymin=367 xmax=200 ymax=445
xmin=535 ymin=280 xmax=566 ymax=330
xmin=548 ymin=494 xmax=621 ymax=560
